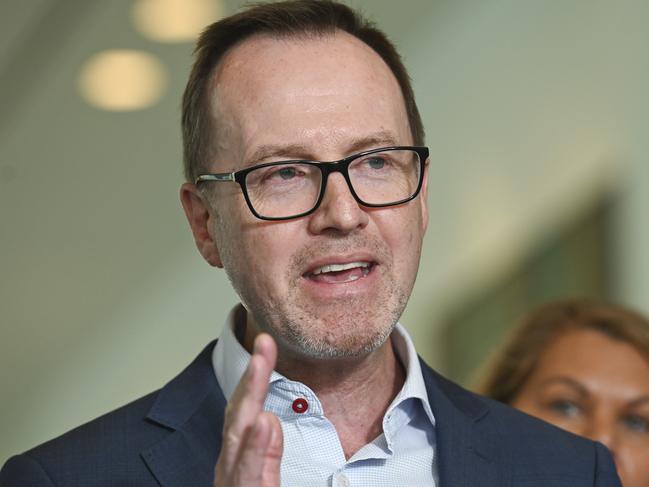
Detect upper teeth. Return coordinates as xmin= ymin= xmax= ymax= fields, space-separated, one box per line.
xmin=312 ymin=262 xmax=370 ymax=275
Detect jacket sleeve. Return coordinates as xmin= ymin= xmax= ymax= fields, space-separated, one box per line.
xmin=0 ymin=455 xmax=56 ymax=487
xmin=594 ymin=442 xmax=622 ymax=487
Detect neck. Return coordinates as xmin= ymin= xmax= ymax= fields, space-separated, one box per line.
xmin=292 ymin=342 xmax=406 ymax=458
xmin=241 ymin=312 xmax=406 ymax=458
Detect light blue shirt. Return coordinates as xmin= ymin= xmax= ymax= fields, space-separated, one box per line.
xmin=213 ymin=305 xmax=438 ymax=487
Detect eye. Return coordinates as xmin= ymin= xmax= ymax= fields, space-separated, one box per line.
xmin=259 ymin=165 xmax=302 ymax=183
xmin=621 ymin=414 xmax=649 ymax=434
xmin=365 ymin=156 xmax=386 ymax=169
xmin=547 ymin=400 xmax=582 ymax=418
xmin=276 ymin=167 xmax=297 ymax=180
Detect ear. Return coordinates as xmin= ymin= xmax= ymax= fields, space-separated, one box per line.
xmin=418 ymin=159 xmax=430 ymax=235
xmin=180 ymin=182 xmax=224 ymax=268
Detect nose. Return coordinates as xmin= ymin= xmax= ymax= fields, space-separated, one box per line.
xmin=585 ymin=413 xmax=618 ymax=460
xmin=307 ymin=172 xmax=369 ymax=235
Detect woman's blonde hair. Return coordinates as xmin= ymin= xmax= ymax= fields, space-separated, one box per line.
xmin=476 ymin=299 xmax=649 ymax=404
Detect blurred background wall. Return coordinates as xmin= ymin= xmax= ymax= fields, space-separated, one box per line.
xmin=1 ymin=0 xmax=648 ymax=463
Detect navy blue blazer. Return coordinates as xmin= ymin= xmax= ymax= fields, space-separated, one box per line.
xmin=1 ymin=341 xmax=621 ymax=486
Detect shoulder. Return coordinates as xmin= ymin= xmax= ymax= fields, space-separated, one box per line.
xmin=1 ymin=391 xmax=164 ymax=486
xmin=419 ymin=361 xmax=620 ymax=484
xmin=479 ymin=395 xmax=620 ymax=484
xmin=1 ymin=341 xmax=222 ymax=487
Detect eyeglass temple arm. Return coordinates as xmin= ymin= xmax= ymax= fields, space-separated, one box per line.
xmin=195 ymin=173 xmax=235 ymax=184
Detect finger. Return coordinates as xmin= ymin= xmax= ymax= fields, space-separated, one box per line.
xmin=252 ymin=333 xmax=277 ymax=372
xmin=220 ymin=334 xmax=277 ymax=469
xmin=215 ymin=412 xmax=283 ymax=486
xmin=235 ymin=412 xmax=283 ymax=486
xmin=261 ymin=413 xmax=283 ymax=486
xmin=229 ymin=334 xmax=277 ymax=417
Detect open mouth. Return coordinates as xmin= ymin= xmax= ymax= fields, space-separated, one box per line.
xmin=304 ymin=261 xmax=375 ymax=284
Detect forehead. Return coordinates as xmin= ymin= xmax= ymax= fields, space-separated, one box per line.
xmin=215 ymin=31 xmax=397 ymax=92
xmin=535 ymin=329 xmax=649 ymax=398
xmin=208 ymin=31 xmax=411 ymax=165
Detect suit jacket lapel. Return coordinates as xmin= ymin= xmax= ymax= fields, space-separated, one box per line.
xmin=420 ymin=360 xmax=510 ymax=487
xmin=141 ymin=341 xmax=226 ymax=487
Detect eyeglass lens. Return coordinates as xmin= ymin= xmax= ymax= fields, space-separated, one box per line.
xmin=244 ymin=149 xmax=421 ymax=219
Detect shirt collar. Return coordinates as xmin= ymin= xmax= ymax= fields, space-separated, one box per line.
xmin=212 ymin=304 xmax=283 ymax=401
xmin=384 ymin=319 xmax=436 ymax=438
xmin=212 ymin=304 xmax=435 ymax=427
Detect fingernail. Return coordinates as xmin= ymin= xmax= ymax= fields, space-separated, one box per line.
xmin=253 ymin=334 xmax=264 ymax=355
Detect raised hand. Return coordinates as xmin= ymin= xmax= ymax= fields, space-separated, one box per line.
xmin=213 ymin=333 xmax=283 ymax=487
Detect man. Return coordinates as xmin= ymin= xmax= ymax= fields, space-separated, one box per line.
xmin=0 ymin=1 xmax=621 ymax=486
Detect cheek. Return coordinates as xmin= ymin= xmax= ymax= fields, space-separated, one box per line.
xmin=238 ymin=223 xmax=300 ymax=284
xmin=385 ymin=211 xmax=425 ymax=269
xmin=512 ymin=398 xmax=547 ymax=423
xmin=376 ymin=205 xmax=423 ymax=246
xmin=618 ymin=440 xmax=649 ymax=476
xmin=546 ymin=417 xmax=584 ymax=437
xmin=511 ymin=395 xmax=557 ymax=427
xmin=216 ymin=198 xmax=291 ymax=265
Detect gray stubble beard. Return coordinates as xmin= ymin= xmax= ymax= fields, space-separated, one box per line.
xmin=236 ymin=236 xmax=413 ymax=361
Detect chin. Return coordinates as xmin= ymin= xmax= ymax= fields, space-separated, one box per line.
xmin=247 ymin=287 xmax=406 ymax=359
xmin=280 ymin=321 xmax=395 ymax=360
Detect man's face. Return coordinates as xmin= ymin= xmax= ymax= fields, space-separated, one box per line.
xmin=185 ymin=32 xmax=428 ymax=360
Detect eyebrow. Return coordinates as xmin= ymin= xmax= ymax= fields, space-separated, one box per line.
xmin=628 ymin=396 xmax=649 ymax=408
xmin=244 ymin=132 xmax=401 ymax=167
xmin=537 ymin=377 xmax=589 ymax=397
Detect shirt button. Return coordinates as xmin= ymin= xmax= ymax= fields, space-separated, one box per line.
xmin=291 ymin=397 xmax=309 ymax=413
xmin=335 ymin=472 xmax=350 ymax=487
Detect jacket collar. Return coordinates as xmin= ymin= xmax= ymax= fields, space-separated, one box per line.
xmin=145 ymin=340 xmax=223 ymax=430
xmin=141 ymin=340 xmax=225 ymax=487
xmin=420 ymin=359 xmax=510 ymax=487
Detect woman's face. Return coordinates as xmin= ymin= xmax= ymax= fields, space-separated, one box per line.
xmin=512 ymin=329 xmax=649 ymax=487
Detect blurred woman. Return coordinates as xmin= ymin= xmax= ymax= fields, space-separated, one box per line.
xmin=477 ymin=299 xmax=649 ymax=487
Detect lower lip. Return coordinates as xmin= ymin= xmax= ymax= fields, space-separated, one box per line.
xmin=301 ymin=264 xmax=379 ymax=298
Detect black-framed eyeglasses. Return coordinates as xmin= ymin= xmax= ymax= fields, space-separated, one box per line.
xmin=195 ymin=146 xmax=429 ymax=221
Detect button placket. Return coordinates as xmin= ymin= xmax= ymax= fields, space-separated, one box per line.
xmin=335 ymin=472 xmax=350 ymax=487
